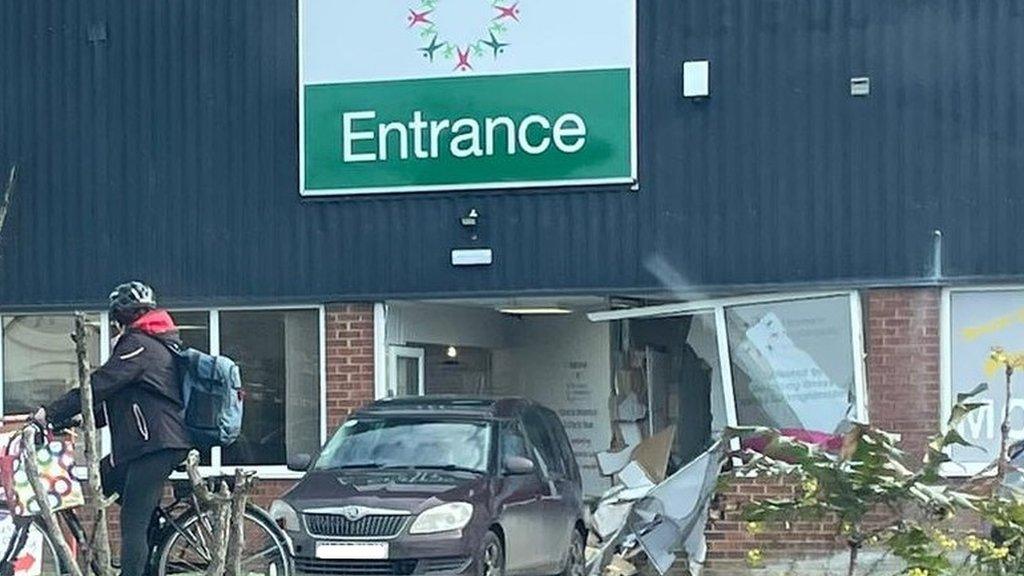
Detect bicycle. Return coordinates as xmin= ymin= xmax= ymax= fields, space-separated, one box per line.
xmin=0 ymin=417 xmax=292 ymax=576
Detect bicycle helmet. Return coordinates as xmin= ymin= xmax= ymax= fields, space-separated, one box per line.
xmin=108 ymin=281 xmax=157 ymax=324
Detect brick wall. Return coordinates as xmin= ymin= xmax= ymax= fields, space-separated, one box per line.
xmin=864 ymin=289 xmax=942 ymax=462
xmin=706 ymin=477 xmax=845 ymax=565
xmin=705 ymin=288 xmax=943 ymax=574
xmin=325 ymin=304 xmax=377 ymax=431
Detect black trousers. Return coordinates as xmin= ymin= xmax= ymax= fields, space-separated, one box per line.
xmin=101 ymin=449 xmax=189 ymax=576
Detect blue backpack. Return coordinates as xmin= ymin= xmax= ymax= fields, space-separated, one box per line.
xmin=173 ymin=348 xmax=244 ymax=448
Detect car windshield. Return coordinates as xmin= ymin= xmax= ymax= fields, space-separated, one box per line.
xmin=315 ymin=418 xmax=492 ymax=473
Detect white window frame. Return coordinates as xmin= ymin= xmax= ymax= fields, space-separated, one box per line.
xmin=939 ymin=285 xmax=1024 ymax=477
xmin=0 ymin=306 xmax=327 ymax=481
xmin=589 ymin=291 xmax=869 ymax=433
xmin=387 ymin=345 xmax=426 ymax=398
xmin=374 ymin=303 xmax=388 ymax=400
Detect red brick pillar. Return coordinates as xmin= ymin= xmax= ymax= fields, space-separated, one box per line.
xmin=325 ymin=304 xmax=377 ymax=432
xmin=864 ymin=288 xmax=942 ymax=462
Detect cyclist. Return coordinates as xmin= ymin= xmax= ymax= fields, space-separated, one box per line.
xmin=33 ymin=281 xmax=192 ymax=576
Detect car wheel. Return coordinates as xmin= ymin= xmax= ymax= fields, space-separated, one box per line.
xmin=479 ymin=531 xmax=505 ymax=576
xmin=560 ymin=529 xmax=586 ymax=576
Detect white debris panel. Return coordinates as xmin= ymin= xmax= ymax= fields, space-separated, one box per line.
xmin=587 ymin=434 xmax=725 ymax=576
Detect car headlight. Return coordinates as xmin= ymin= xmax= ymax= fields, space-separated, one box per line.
xmin=269 ymin=499 xmax=300 ymax=532
xmin=408 ymin=502 xmax=474 ymax=535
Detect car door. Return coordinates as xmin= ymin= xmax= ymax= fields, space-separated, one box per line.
xmin=493 ymin=419 xmax=550 ymax=574
xmin=521 ymin=408 xmax=577 ymax=572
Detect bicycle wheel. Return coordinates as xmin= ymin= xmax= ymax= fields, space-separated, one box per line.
xmin=154 ymin=505 xmax=290 ymax=576
xmin=4 ymin=519 xmax=64 ymax=576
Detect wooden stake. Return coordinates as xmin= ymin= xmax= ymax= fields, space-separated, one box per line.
xmin=226 ymin=469 xmax=257 ymax=576
xmin=73 ymin=313 xmax=113 ymax=576
xmin=208 ymin=482 xmax=232 ymax=576
xmin=186 ymin=450 xmax=256 ymax=576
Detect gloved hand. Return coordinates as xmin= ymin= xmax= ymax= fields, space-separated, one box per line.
xmin=28 ymin=407 xmax=49 ymax=447
xmin=31 ymin=407 xmax=46 ymax=427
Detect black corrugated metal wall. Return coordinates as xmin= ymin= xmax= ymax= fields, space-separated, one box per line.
xmin=0 ymin=1 xmax=1021 ymax=309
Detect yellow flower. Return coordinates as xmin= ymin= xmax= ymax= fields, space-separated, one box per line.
xmin=907 ymin=569 xmax=929 ymax=576
xmin=932 ymin=531 xmax=957 ymax=551
xmin=991 ymin=347 xmax=1008 ymax=363
xmin=801 ymin=477 xmax=819 ymax=496
xmin=991 ymin=547 xmax=1010 ymax=560
xmin=746 ymin=549 xmax=764 ymax=568
xmin=746 ymin=522 xmax=762 ymax=535
xmin=965 ymin=535 xmax=985 ymax=553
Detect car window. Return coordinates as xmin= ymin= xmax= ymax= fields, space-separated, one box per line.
xmin=499 ymin=421 xmax=533 ymax=473
xmin=523 ymin=409 xmax=564 ymax=478
xmin=540 ymin=408 xmax=577 ymax=481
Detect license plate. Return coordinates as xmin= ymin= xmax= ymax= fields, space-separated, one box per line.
xmin=315 ymin=542 xmax=389 ymax=560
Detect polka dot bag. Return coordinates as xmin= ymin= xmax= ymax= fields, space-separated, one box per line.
xmin=0 ymin=429 xmax=84 ymax=517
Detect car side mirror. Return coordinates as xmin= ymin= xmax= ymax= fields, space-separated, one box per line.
xmin=503 ymin=456 xmax=536 ymax=475
xmin=287 ymin=453 xmax=312 ymax=472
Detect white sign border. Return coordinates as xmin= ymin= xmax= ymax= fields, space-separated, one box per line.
xmin=297 ymin=0 xmax=639 ymax=197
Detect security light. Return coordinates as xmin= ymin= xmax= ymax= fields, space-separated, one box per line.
xmin=461 ymin=208 xmax=479 ymax=227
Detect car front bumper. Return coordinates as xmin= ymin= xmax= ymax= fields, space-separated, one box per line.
xmin=288 ymin=525 xmax=485 ymax=575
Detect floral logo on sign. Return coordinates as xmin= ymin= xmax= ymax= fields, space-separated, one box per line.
xmin=406 ymin=0 xmax=521 ymax=72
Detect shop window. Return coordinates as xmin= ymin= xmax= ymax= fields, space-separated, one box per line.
xmin=609 ymin=292 xmax=863 ymax=474
xmin=220 ymin=309 xmax=321 ymax=467
xmin=627 ymin=313 xmax=727 ymax=470
xmin=947 ymin=290 xmax=1024 ymax=470
xmin=726 ymin=295 xmax=857 ymax=435
xmin=2 ymin=315 xmax=101 ymax=415
xmin=167 ymin=310 xmax=213 ymax=465
xmin=169 ymin=311 xmax=210 ymax=352
xmin=0 ymin=308 xmax=323 ymax=473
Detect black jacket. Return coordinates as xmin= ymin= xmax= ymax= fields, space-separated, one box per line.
xmin=47 ymin=319 xmax=193 ymax=467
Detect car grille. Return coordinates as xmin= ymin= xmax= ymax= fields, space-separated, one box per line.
xmin=294 ymin=558 xmax=418 ymax=575
xmin=304 ymin=513 xmax=408 ymax=538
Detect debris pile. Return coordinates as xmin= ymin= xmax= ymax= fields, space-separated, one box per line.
xmin=586 ymin=429 xmax=724 ymax=576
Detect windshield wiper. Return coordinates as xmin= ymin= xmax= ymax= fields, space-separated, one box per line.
xmin=410 ymin=464 xmax=484 ymax=474
xmin=329 ymin=462 xmax=385 ymax=470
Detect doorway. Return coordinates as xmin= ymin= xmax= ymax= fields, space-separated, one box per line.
xmin=387 ymin=345 xmax=424 ymax=397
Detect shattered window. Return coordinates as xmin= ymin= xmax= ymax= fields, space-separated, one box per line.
xmin=725 ymin=296 xmax=857 ymax=435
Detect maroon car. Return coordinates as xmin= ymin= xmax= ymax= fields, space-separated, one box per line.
xmin=270 ymin=396 xmax=587 ymax=576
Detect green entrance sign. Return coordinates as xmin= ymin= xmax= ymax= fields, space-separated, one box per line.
xmin=300 ymin=0 xmax=636 ymax=195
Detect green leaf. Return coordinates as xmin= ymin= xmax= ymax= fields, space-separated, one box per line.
xmin=949 ymin=401 xmax=990 ymax=430
xmin=941 ymin=427 xmax=978 ymax=449
xmin=956 ymin=382 xmax=989 ymax=405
